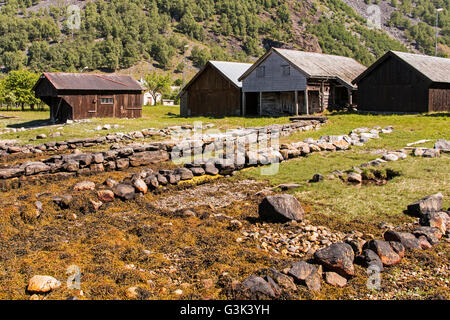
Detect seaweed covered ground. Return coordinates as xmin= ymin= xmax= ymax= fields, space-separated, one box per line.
xmin=0 ymin=112 xmax=449 ymax=300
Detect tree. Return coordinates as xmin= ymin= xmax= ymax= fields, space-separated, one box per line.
xmin=190 ymin=46 xmax=211 ymax=68
xmin=3 ymin=69 xmax=40 ymax=110
xmin=144 ymin=72 xmax=171 ymax=105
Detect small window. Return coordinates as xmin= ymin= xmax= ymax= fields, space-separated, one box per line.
xmin=100 ymin=98 xmax=114 ymax=104
xmin=256 ymin=66 xmax=265 ymax=78
xmin=282 ymin=65 xmax=290 ymax=76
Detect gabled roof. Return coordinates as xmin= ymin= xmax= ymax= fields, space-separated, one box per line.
xmin=33 ymin=72 xmax=144 ymax=91
xmin=180 ymin=61 xmax=252 ymax=93
xmin=353 ymin=51 xmax=450 ymax=84
xmin=238 ymin=48 xmax=366 ymax=89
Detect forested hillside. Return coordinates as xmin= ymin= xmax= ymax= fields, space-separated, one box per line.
xmin=342 ymin=0 xmax=450 ymax=56
xmin=0 ymin=0 xmax=443 ymax=76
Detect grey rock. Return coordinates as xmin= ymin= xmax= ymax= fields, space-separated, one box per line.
xmin=407 ymin=193 xmax=443 ymax=216
xmin=383 ymin=230 xmax=421 ymax=250
xmin=240 ymin=275 xmax=276 ymax=298
xmin=114 ymin=184 xmax=135 ymax=200
xmin=258 ymin=194 xmax=304 ymax=223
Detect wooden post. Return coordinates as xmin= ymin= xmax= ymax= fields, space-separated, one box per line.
xmin=304 ymin=89 xmax=309 ymax=115
xmin=294 ymin=90 xmax=298 ymax=116
xmin=348 ymin=89 xmax=352 ymax=105
xmin=242 ymin=91 xmax=246 ymax=116
xmin=259 ymin=91 xmax=263 ymax=116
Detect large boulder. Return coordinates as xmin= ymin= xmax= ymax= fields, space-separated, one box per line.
xmin=383 ymin=230 xmax=421 ymax=250
xmin=364 ymin=240 xmax=401 ymax=266
xmin=407 ymin=193 xmax=443 ymax=216
xmin=258 ymin=194 xmax=304 ymax=223
xmin=314 ymin=242 xmax=355 ymax=278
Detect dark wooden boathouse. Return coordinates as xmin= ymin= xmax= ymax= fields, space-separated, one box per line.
xmin=353 ymin=51 xmax=450 ymax=113
xmin=33 ymin=72 xmax=144 ymax=122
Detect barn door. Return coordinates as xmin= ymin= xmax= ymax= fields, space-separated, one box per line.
xmin=97 ymin=95 xmax=115 ymax=118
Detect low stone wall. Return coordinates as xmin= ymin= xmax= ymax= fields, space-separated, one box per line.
xmin=0 ymin=120 xmax=319 ymax=158
xmin=0 ymin=120 xmax=323 ymax=190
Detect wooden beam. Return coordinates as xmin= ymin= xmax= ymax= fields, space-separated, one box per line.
xmin=305 ymin=89 xmax=309 ymax=115
xmin=259 ymin=92 xmax=262 ymax=116
xmin=242 ymin=91 xmax=246 ymax=116
xmin=294 ymin=90 xmax=298 ymax=116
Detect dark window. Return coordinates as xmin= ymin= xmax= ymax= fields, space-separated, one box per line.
xmin=256 ymin=66 xmax=265 ymax=78
xmin=100 ymin=98 xmax=114 ymax=104
xmin=282 ymin=65 xmax=290 ymax=76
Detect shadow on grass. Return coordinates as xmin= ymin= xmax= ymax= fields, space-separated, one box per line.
xmin=7 ymin=118 xmax=52 ymax=129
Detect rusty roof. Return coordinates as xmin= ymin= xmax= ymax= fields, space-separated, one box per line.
xmin=34 ymin=72 xmax=144 ymax=91
xmin=238 ymin=48 xmax=367 ymax=88
xmin=353 ymin=51 xmax=450 ymax=84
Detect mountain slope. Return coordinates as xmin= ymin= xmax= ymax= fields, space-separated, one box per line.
xmin=0 ymin=0 xmax=442 ymax=80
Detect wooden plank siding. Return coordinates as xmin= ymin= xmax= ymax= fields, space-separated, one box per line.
xmin=354 ymin=53 xmax=450 ymax=113
xmin=184 ymin=64 xmax=242 ymax=116
xmin=429 ymin=85 xmax=450 ymax=112
xmin=34 ymin=76 xmax=142 ymax=122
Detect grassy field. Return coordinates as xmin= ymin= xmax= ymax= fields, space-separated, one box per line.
xmin=239 ymin=112 xmax=450 ymax=232
xmin=0 ymin=106 xmax=294 ymax=145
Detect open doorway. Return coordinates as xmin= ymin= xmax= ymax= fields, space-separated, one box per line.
xmin=245 ymin=92 xmax=259 ymax=116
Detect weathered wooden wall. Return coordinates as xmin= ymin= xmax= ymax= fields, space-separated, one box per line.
xmin=242 ymin=51 xmax=307 ymax=93
xmin=356 ymin=56 xmax=431 ymax=112
xmin=429 ymin=84 xmax=450 ymax=112
xmin=184 ymin=64 xmax=241 ymax=117
xmin=34 ymin=78 xmax=142 ymax=121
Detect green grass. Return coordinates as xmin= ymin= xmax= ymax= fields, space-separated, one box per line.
xmin=0 ymin=106 xmax=294 ymax=145
xmin=237 ymin=112 xmax=450 ymax=232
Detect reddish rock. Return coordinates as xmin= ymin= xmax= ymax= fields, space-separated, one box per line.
xmin=89 ymin=199 xmax=103 ymax=211
xmin=365 ymin=240 xmax=401 ymax=266
xmin=73 ymin=180 xmax=95 ymax=191
xmin=417 ymin=236 xmax=432 ymax=249
xmin=314 ymin=242 xmax=355 ymax=278
xmin=133 ymin=178 xmax=148 ymax=194
xmin=388 ymin=241 xmax=405 ymax=259
xmin=324 ymin=272 xmax=347 ymax=287
xmin=421 ymin=212 xmax=448 ymax=235
xmin=383 ymin=230 xmax=421 ymax=250
xmin=97 ymin=190 xmax=114 ymax=202
xmin=413 ymin=227 xmax=442 ymax=245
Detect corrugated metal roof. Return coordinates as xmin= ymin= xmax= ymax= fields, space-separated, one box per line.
xmin=209 ymin=61 xmax=252 ymax=88
xmin=273 ymin=48 xmax=367 ymax=87
xmin=391 ymin=51 xmax=450 ymax=83
xmin=40 ymin=72 xmax=144 ymax=91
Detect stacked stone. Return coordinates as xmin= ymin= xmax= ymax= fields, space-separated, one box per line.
xmin=237 ymin=192 xmax=448 ymax=297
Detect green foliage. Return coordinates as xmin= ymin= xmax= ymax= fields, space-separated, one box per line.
xmin=1 ymin=69 xmax=40 ymax=109
xmin=190 ymin=46 xmax=211 ymax=68
xmin=144 ymin=72 xmax=171 ymax=103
